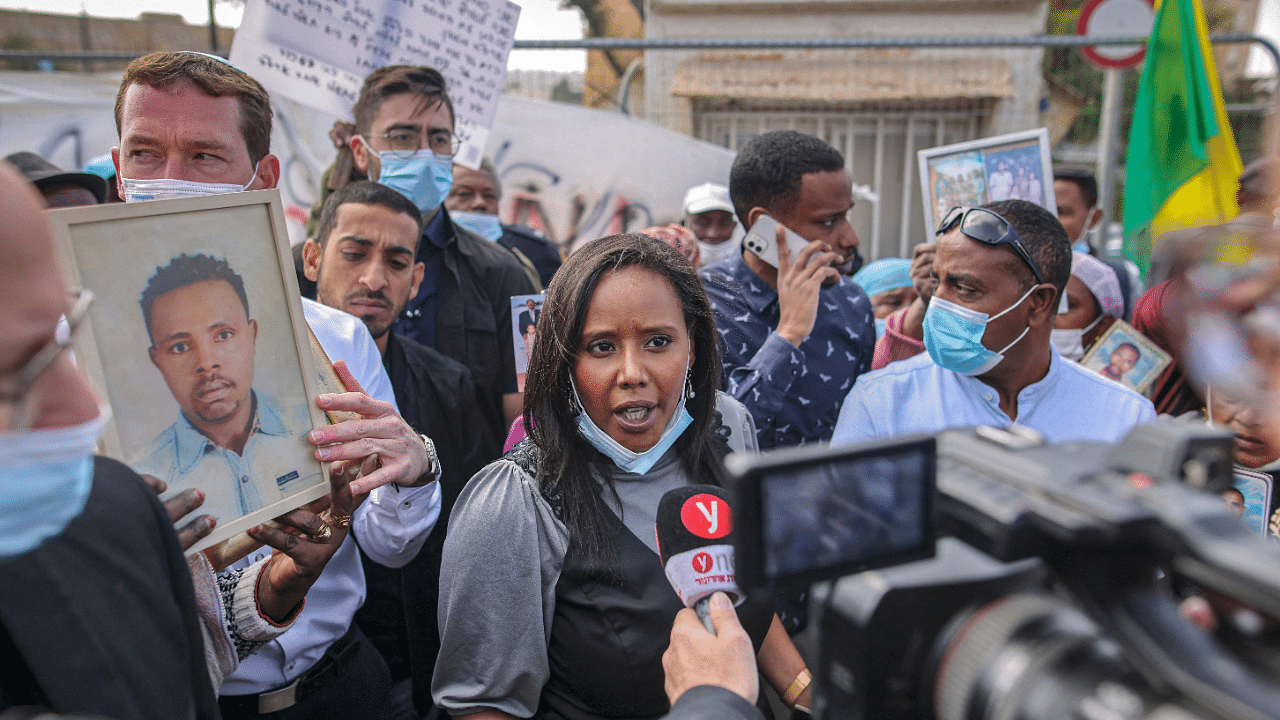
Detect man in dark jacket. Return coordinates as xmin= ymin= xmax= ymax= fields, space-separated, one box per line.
xmin=302 ymin=180 xmax=498 ymax=717
xmin=346 ymin=66 xmax=537 ymax=442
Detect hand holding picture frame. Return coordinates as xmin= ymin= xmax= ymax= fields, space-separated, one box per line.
xmin=49 ymin=190 xmax=330 ymax=554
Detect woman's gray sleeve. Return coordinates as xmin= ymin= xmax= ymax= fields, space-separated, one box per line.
xmin=432 ymin=460 xmax=569 ymax=717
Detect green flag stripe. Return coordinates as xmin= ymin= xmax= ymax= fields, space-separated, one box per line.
xmin=1122 ymin=0 xmax=1220 ymax=273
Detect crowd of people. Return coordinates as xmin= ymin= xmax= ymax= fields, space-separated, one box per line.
xmin=1 ymin=47 xmax=1278 ymax=720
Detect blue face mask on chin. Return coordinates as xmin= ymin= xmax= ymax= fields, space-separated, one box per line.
xmin=570 ymin=370 xmax=695 ymax=475
xmin=451 ymin=210 xmax=504 ymax=242
xmin=368 ymin=143 xmax=453 ymax=215
xmin=922 ymin=285 xmax=1036 ymax=376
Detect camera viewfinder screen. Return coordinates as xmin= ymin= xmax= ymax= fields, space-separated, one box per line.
xmin=761 ymin=442 xmax=933 ymax=584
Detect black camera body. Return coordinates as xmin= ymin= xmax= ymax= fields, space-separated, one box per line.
xmin=729 ymin=422 xmax=1280 ymax=720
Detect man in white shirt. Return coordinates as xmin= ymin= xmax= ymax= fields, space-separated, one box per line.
xmin=832 ymin=199 xmax=1155 ymax=446
xmin=112 ymin=50 xmax=441 ymax=719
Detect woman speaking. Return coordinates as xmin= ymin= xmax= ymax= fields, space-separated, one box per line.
xmin=433 ymin=234 xmax=811 ymax=719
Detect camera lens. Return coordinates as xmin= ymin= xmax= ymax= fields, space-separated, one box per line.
xmin=933 ymin=594 xmax=1158 ymax=720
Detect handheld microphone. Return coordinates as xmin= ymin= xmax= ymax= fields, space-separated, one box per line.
xmin=655 ymin=484 xmax=741 ymax=634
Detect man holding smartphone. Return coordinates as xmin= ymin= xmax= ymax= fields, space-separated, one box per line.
xmin=699 ymin=130 xmax=875 ymax=453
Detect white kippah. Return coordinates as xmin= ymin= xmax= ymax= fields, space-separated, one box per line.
xmin=1071 ymin=251 xmax=1123 ymax=318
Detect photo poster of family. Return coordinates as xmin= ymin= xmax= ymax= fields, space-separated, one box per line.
xmin=48 ymin=189 xmax=331 ymax=554
xmin=1231 ymin=467 xmax=1276 ymax=538
xmin=917 ymin=128 xmax=1057 ymax=234
xmin=512 ymin=293 xmax=545 ymax=392
xmin=1078 ymin=319 xmax=1172 ymax=396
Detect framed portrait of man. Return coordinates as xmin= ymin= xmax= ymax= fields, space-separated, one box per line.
xmin=917 ymin=128 xmax=1056 ymax=234
xmin=510 ymin=293 xmax=544 ymax=393
xmin=49 ymin=190 xmax=329 ymax=553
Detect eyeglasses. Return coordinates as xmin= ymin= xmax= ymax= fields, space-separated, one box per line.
xmin=0 ymin=288 xmax=93 ymax=430
xmin=363 ymin=128 xmax=460 ymax=159
xmin=936 ymin=207 xmax=1046 ymax=286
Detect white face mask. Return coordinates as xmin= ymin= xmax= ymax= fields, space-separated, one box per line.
xmin=1050 ymin=313 xmax=1104 ymax=361
xmin=697 ymin=238 xmax=740 ymax=267
xmin=119 ymin=161 xmax=260 ymax=202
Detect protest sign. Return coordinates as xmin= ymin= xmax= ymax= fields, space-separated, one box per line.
xmin=229 ymin=0 xmax=519 ymax=167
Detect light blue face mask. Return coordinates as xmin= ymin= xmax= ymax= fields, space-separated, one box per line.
xmin=451 ymin=210 xmax=504 ymax=242
xmin=571 ymin=368 xmax=695 ymax=475
xmin=0 ymin=405 xmax=111 ymax=558
xmin=874 ymin=318 xmax=887 ymax=339
xmin=366 ymin=141 xmax=453 ymax=215
xmin=922 ymin=286 xmax=1036 ymax=376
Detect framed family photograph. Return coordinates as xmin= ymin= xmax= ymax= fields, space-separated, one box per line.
xmin=511 ymin=294 xmax=544 ymax=392
xmin=1078 ymin=319 xmax=1172 ymax=395
xmin=48 ymin=190 xmax=330 ymax=553
xmin=917 ymin=128 xmax=1056 ymax=234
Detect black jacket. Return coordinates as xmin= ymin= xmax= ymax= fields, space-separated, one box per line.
xmin=355 ymin=332 xmax=500 ymax=713
xmin=394 ymin=208 xmax=537 ymax=442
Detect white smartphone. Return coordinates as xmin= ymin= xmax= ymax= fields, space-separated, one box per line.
xmin=743 ymin=214 xmax=806 ymax=269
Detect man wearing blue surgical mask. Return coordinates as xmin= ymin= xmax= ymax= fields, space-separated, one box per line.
xmin=445 ymin=158 xmax=562 ymax=289
xmin=349 ymin=66 xmax=536 ymax=443
xmin=832 ymin=199 xmax=1154 ymax=446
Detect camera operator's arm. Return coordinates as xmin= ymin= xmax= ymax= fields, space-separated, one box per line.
xmin=662 ymin=592 xmax=763 ymax=720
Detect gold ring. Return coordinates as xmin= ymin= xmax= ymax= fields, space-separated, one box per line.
xmin=310 ymin=523 xmax=333 ymax=542
xmin=332 ymin=514 xmax=353 ymax=528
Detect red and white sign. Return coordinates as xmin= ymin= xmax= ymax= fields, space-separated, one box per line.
xmin=680 ymin=494 xmax=733 ymax=539
xmin=1076 ymin=0 xmax=1155 ymax=69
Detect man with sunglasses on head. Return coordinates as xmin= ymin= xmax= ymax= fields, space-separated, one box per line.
xmin=347 ymin=66 xmax=535 ymax=444
xmin=832 ymin=199 xmax=1154 ymax=446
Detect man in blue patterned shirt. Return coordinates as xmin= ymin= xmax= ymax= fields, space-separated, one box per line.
xmin=699 ymin=131 xmax=875 ymax=450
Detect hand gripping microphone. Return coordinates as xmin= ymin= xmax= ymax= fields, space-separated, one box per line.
xmin=655 ymin=484 xmax=742 ymax=635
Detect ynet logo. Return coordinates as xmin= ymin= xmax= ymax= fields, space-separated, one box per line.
xmin=680 ymin=493 xmax=732 ymax=539
xmin=692 ymin=552 xmax=714 ymax=573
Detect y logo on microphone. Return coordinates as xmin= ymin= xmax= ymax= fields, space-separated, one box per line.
xmin=692 ymin=552 xmax=714 ymax=573
xmin=680 ymin=493 xmax=733 ymax=539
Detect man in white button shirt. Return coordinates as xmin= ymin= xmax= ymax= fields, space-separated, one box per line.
xmin=832 ymin=199 xmax=1155 ymax=447
xmin=112 ymin=50 xmax=441 ymax=719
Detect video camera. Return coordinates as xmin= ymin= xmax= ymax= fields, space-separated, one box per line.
xmin=728 ymin=422 xmax=1280 ymax=720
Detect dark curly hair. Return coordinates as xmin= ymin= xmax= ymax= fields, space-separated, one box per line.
xmin=140 ymin=253 xmax=249 ymax=345
xmin=524 ymin=233 xmax=724 ymax=578
xmin=728 ymin=130 xmax=846 ymax=228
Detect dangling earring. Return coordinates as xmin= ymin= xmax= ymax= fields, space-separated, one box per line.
xmin=685 ymin=370 xmax=696 ymax=400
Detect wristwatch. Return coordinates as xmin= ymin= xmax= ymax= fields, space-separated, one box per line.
xmin=419 ymin=434 xmax=441 ymax=483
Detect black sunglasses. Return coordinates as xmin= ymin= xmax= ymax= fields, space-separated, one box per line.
xmin=936 ymin=206 xmax=1046 ymax=286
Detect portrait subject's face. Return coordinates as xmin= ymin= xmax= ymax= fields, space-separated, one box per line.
xmin=148 ymin=279 xmax=257 ymax=431
xmin=1108 ymin=346 xmax=1139 ymax=376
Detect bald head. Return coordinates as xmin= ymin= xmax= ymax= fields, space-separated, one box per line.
xmin=0 ymin=161 xmax=100 ymax=430
xmin=0 ymin=162 xmax=64 ymax=301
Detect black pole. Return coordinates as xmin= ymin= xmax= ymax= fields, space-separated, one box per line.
xmin=207 ymin=0 xmax=218 ymax=53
